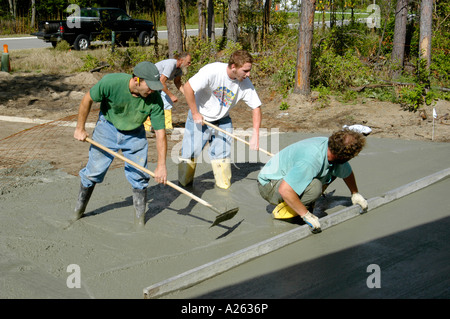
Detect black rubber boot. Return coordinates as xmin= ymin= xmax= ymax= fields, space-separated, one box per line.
xmin=72 ymin=183 xmax=95 ymax=221
xmin=132 ymin=188 xmax=147 ymax=229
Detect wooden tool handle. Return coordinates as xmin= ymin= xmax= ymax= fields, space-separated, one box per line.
xmin=85 ymin=137 xmax=213 ymax=209
xmin=203 ymin=120 xmax=274 ymax=157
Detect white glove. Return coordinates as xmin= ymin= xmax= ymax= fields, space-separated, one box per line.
xmin=352 ymin=193 xmax=368 ymax=213
xmin=302 ymin=211 xmax=321 ymax=233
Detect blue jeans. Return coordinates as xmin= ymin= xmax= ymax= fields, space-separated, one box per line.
xmin=79 ymin=113 xmax=149 ymax=189
xmin=180 ymin=110 xmax=232 ymax=161
xmin=161 ymin=91 xmax=173 ymax=110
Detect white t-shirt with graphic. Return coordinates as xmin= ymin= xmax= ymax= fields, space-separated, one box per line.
xmin=188 ymin=62 xmax=261 ymax=121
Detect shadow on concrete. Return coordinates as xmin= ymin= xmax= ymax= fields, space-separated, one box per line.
xmin=80 ymin=162 xmax=263 ymax=231
xmin=189 ymin=216 xmax=450 ymax=299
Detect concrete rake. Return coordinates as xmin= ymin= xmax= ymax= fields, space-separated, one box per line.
xmin=85 ymin=137 xmax=238 ymax=227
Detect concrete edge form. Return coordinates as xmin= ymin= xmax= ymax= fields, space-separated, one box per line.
xmin=143 ymin=167 xmax=450 ymax=299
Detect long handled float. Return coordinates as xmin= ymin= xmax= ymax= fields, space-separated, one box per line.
xmin=203 ymin=120 xmax=274 ymax=157
xmin=86 ymin=137 xmax=239 ymax=227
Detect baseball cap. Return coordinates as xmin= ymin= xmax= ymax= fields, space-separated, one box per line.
xmin=133 ymin=62 xmax=164 ymax=91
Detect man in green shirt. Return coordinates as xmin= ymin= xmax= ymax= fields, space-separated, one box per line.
xmin=72 ymin=62 xmax=167 ymax=229
xmin=258 ymin=129 xmax=368 ymax=233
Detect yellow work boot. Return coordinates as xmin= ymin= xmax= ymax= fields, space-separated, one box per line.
xmin=144 ymin=117 xmax=152 ymax=132
xmin=272 ymin=202 xmax=297 ymax=219
xmin=211 ymin=158 xmax=232 ymax=189
xmin=178 ymin=158 xmax=196 ymax=186
xmin=164 ymin=109 xmax=173 ymax=130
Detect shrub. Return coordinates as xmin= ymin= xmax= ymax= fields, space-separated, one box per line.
xmin=311 ymin=50 xmax=372 ymax=90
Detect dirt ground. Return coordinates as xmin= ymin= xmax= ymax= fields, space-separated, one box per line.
xmin=0 ymin=70 xmax=449 ymax=179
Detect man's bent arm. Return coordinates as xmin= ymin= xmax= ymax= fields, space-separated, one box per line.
xmin=343 ymin=171 xmax=359 ymax=194
xmin=154 ymin=129 xmax=168 ymax=184
xmin=278 ymin=180 xmax=309 ymax=217
xmin=250 ymin=106 xmax=261 ymax=150
xmin=74 ymin=92 xmax=93 ymax=141
xmin=183 ymin=81 xmax=203 ymax=124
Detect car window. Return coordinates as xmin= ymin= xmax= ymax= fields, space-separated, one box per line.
xmin=102 ymin=9 xmax=131 ymax=21
xmin=80 ymin=9 xmax=99 ymax=18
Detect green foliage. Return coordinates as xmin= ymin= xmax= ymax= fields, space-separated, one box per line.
xmin=398 ymin=59 xmax=436 ymax=111
xmin=311 ymin=85 xmax=331 ymax=108
xmin=430 ymin=26 xmax=450 ymax=86
xmin=279 ymin=101 xmax=290 ymax=110
xmin=318 ymin=23 xmax=378 ymax=57
xmin=79 ymin=45 xmax=156 ymax=73
xmin=399 ymin=83 xmax=427 ymax=111
xmin=79 ymin=53 xmax=100 ymax=72
xmin=270 ymin=11 xmax=289 ymax=34
xmin=256 ymin=28 xmax=297 ymax=95
xmin=311 ymin=50 xmax=372 ymax=90
xmin=362 ymin=87 xmax=397 ymax=103
xmin=184 ymin=37 xmax=243 ymax=79
xmin=54 ymin=40 xmax=71 ymax=51
xmin=106 ymin=45 xmax=156 ymax=70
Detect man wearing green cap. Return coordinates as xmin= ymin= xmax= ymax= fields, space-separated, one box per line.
xmin=72 ymin=61 xmax=167 ymax=229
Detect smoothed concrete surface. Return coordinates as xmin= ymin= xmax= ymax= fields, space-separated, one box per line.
xmin=164 ymin=177 xmax=450 ymax=299
xmin=0 ymin=133 xmax=448 ymax=298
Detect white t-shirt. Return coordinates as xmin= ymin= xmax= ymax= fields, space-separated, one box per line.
xmin=155 ymin=59 xmax=182 ymax=81
xmin=188 ymin=62 xmax=262 ymax=121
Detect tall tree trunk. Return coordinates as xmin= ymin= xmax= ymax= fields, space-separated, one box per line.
xmin=294 ymin=0 xmax=316 ymax=95
xmin=227 ymin=0 xmax=239 ymax=42
xmin=419 ymin=0 xmax=433 ymax=70
xmin=262 ymin=0 xmax=271 ymax=47
xmin=30 ymin=0 xmax=36 ymax=28
xmin=8 ymin=0 xmax=16 ymax=19
xmin=391 ymin=0 xmax=408 ymax=78
xmin=125 ymin=0 xmax=130 ymax=15
xmin=165 ymin=0 xmax=183 ymax=57
xmin=151 ymin=0 xmax=159 ymax=57
xmin=198 ymin=0 xmax=207 ymax=40
xmin=207 ymin=0 xmax=216 ymax=43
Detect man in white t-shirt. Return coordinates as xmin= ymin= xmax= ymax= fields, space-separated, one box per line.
xmin=144 ymin=52 xmax=192 ymax=132
xmin=178 ymin=50 xmax=262 ymax=189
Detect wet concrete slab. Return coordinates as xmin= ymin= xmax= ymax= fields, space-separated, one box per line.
xmin=0 ymin=132 xmax=448 ymax=299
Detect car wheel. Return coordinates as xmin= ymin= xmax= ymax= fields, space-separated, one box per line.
xmin=73 ymin=34 xmax=90 ymax=50
xmin=138 ymin=31 xmax=151 ymax=46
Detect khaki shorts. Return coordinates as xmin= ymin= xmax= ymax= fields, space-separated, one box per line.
xmin=258 ymin=178 xmax=323 ymax=207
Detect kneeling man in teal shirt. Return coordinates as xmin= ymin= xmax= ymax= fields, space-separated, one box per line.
xmin=258 ymin=129 xmax=368 ymax=233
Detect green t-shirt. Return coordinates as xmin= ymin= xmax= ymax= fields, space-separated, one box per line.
xmin=257 ymin=137 xmax=352 ymax=195
xmin=90 ymin=73 xmax=165 ymax=131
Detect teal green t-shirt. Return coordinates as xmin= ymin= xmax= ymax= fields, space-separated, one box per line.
xmin=90 ymin=73 xmax=165 ymax=131
xmin=257 ymin=137 xmax=352 ymax=195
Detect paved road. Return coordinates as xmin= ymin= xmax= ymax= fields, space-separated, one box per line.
xmin=0 ymin=28 xmax=225 ymax=51
xmin=0 ymin=36 xmax=52 ymax=50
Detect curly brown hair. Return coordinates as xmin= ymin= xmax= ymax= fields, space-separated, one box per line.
xmin=328 ymin=129 xmax=366 ymax=161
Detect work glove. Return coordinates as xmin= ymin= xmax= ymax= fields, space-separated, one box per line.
xmin=351 ymin=193 xmax=368 ymax=213
xmin=302 ymin=211 xmax=322 ymax=234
